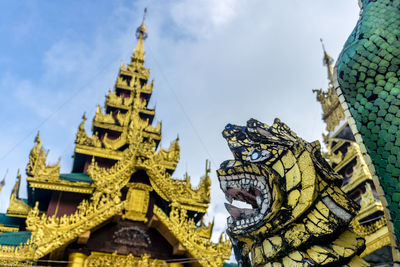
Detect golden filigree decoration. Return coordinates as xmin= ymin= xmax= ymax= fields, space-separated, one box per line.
xmin=153 ymin=204 xmax=231 ymax=267
xmin=0 ymin=239 xmax=36 ymax=264
xmin=83 ymin=251 xmax=167 ymax=266
xmin=87 ymin=148 xmax=138 ymax=194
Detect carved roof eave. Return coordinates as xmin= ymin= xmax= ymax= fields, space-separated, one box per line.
xmin=105 ymin=101 xmax=130 ymax=111
xmin=119 ymin=68 xmax=149 ymax=80
xmin=0 ymin=225 xmax=19 ymax=233
xmin=27 ymin=177 xmax=94 ymax=194
xmin=75 ymin=144 xmax=123 ymax=160
xmin=114 ymin=82 xmax=153 ymax=95
xmin=139 ymin=108 xmax=155 ymax=117
xmin=92 ymin=121 xmax=124 ymax=132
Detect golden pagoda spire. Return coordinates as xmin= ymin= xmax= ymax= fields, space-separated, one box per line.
xmin=132 ymin=8 xmax=148 ymax=64
xmin=320 ymin=38 xmax=334 ymax=86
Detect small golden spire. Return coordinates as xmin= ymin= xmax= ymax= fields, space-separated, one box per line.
xmin=132 ymin=8 xmax=148 ymax=64
xmin=320 ymin=39 xmax=334 ymax=86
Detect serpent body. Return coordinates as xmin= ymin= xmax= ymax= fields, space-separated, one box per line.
xmin=337 ymin=0 xmax=400 ymax=249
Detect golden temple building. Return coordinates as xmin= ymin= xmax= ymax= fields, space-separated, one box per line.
xmin=0 ymin=11 xmax=231 ymax=266
xmin=314 ymin=41 xmax=392 ymax=265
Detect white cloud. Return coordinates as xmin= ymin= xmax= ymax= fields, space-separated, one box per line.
xmin=170 ymin=0 xmax=239 ymax=38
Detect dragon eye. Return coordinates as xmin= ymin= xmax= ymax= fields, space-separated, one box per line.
xmin=251 ymin=151 xmax=261 ymax=160
xmin=247 ymin=149 xmax=270 ymax=162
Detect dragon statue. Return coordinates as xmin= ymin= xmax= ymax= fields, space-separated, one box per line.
xmin=336 ymin=0 xmax=400 ymax=260
xmin=217 ymin=118 xmax=368 ymax=266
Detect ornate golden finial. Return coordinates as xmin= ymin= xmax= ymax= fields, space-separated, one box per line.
xmin=320 ymin=39 xmax=334 ymax=86
xmin=132 ymin=8 xmax=148 ymax=63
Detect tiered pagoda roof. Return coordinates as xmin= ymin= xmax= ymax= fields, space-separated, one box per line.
xmin=0 ymin=11 xmax=231 ymax=266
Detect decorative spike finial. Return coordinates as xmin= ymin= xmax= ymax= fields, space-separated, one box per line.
xmin=320 ymin=39 xmax=334 ymax=85
xmin=136 ymin=8 xmax=148 ymax=40
xmin=132 ymin=8 xmax=148 ymax=64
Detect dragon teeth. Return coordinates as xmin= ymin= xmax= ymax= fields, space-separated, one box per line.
xmin=228 ymin=217 xmax=233 ymax=224
xmin=261 ymin=202 xmax=268 ymax=214
xmin=256 ymin=196 xmax=262 ymax=206
xmin=221 ymin=181 xmax=227 ymax=191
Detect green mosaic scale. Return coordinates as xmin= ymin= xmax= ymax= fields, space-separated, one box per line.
xmin=337 ymin=0 xmax=400 ymax=246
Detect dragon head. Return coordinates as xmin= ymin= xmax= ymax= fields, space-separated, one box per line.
xmin=217 ymin=118 xmax=362 ymax=265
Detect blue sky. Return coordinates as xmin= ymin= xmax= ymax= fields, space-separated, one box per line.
xmin=0 ymin=0 xmax=359 ymax=246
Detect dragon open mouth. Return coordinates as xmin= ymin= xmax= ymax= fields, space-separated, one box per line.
xmin=219 ymin=172 xmax=271 ymax=230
